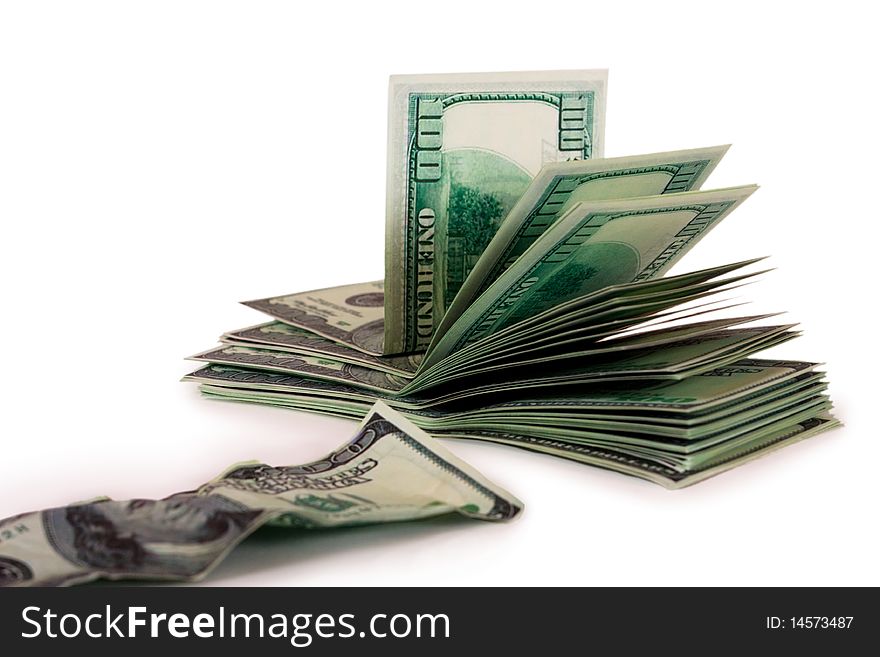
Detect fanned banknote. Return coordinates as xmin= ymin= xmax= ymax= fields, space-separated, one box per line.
xmin=435 ymin=145 xmax=730 ymax=339
xmin=421 ymin=185 xmax=758 ymax=367
xmin=0 ymin=402 xmax=521 ymax=587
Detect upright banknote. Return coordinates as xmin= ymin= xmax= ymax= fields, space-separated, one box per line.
xmin=384 ymin=70 xmax=608 ymax=354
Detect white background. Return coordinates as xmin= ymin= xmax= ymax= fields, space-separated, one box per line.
xmin=1 ymin=1 xmax=876 ymax=586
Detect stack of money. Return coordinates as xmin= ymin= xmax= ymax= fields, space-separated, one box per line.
xmin=184 ymin=71 xmax=838 ymax=488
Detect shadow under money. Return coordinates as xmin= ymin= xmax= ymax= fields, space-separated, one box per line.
xmin=84 ymin=514 xmax=476 ymax=587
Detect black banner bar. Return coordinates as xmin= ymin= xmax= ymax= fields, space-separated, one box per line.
xmin=0 ymin=587 xmax=873 ymax=654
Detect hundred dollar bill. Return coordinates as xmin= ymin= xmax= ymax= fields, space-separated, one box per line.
xmin=243 ymin=281 xmax=386 ymax=356
xmin=189 ymin=345 xmax=408 ymax=394
xmin=423 ymin=186 xmax=758 ymax=368
xmin=385 ymin=70 xmax=608 ymax=354
xmin=434 ymin=145 xmax=730 ymax=339
xmin=0 ymin=402 xmax=521 ymax=587
xmin=222 ymin=322 xmax=420 ymax=376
